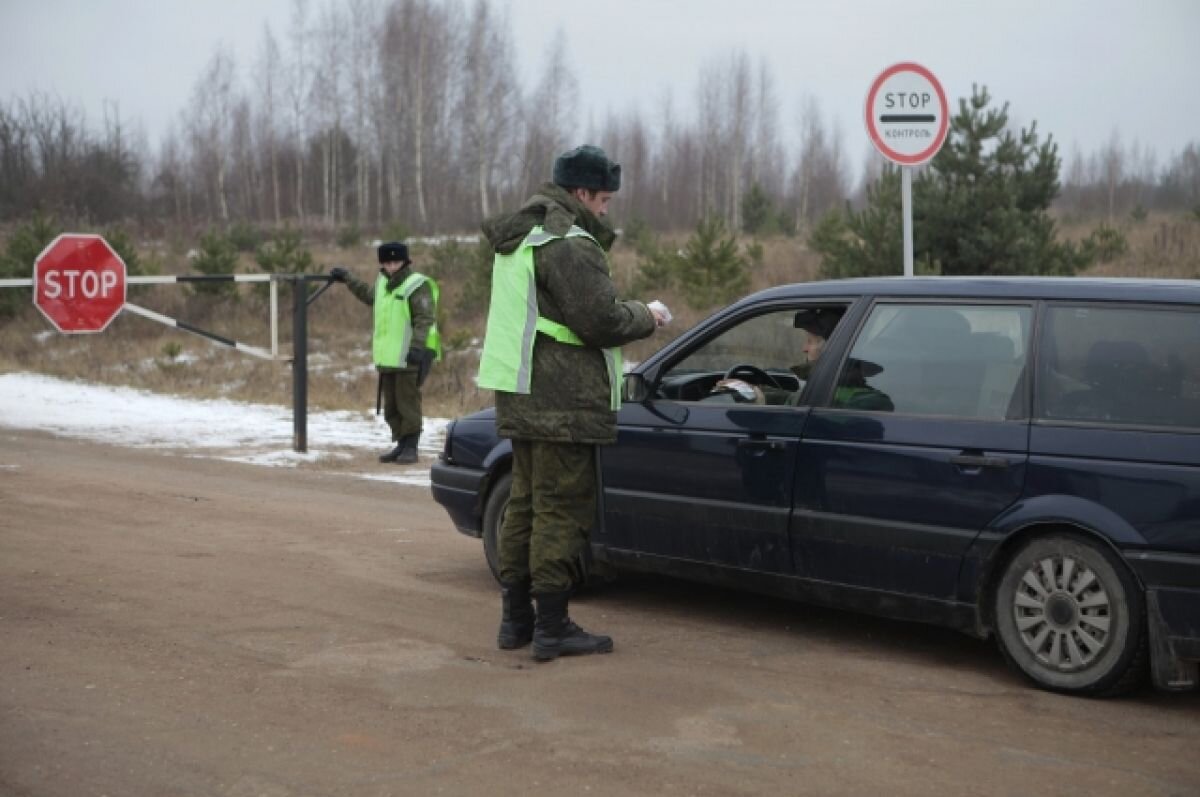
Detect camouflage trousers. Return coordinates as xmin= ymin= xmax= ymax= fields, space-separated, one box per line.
xmin=380 ymin=370 xmax=422 ymax=440
xmin=498 ymin=440 xmax=596 ymax=593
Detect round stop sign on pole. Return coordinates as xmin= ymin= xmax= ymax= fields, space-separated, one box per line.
xmin=33 ymin=234 xmax=127 ymax=333
xmin=865 ymin=62 xmax=950 ymax=166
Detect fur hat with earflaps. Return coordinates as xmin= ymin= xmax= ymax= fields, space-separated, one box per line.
xmin=377 ymin=241 xmax=410 ymax=264
xmin=553 ymin=145 xmax=621 ymax=192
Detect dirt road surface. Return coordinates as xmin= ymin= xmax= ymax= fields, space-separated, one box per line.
xmin=2 ymin=430 xmax=1197 ymax=796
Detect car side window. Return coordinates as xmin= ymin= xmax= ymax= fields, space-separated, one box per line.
xmin=1037 ymin=305 xmax=1200 ymax=430
xmin=838 ymin=303 xmax=1032 ymax=419
xmin=656 ymin=307 xmax=842 ymax=404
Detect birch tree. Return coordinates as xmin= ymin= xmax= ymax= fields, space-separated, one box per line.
xmin=520 ymin=30 xmax=578 ymax=197
xmin=254 ymin=23 xmax=285 ymax=223
xmin=286 ymin=0 xmax=312 ymax=222
xmin=189 ymin=47 xmax=237 ymax=222
xmin=347 ymin=0 xmax=382 ymax=225
xmin=458 ymin=0 xmax=517 ymax=219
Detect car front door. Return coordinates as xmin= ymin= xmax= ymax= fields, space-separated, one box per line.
xmin=598 ymin=305 xmax=841 ymax=574
xmin=793 ymin=301 xmax=1034 ymax=600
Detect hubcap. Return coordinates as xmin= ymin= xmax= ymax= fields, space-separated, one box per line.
xmin=1012 ymin=554 xmax=1112 ymax=672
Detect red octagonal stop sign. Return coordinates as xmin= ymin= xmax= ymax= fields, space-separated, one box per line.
xmin=33 ymin=234 xmax=127 ymax=333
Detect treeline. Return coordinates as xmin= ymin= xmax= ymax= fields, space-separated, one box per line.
xmin=1 ymin=0 xmax=1198 ymax=236
xmin=1058 ymin=136 xmax=1200 ymax=220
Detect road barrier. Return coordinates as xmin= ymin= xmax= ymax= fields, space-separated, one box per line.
xmin=1 ymin=270 xmax=338 ymax=453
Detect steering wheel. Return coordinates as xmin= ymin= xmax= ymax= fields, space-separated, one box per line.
xmin=722 ymin=363 xmax=783 ymax=390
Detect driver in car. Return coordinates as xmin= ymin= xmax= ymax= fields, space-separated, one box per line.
xmin=712 ymin=308 xmax=894 ymax=411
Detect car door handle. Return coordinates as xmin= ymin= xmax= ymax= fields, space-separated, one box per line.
xmin=949 ymin=453 xmax=1009 ymax=469
xmin=737 ymin=438 xmax=785 ymax=453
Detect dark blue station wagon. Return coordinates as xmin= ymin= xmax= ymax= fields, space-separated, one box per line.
xmin=432 ymin=277 xmax=1200 ymax=697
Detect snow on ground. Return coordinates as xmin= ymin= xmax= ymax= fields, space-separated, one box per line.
xmin=0 ymin=372 xmax=449 ymax=487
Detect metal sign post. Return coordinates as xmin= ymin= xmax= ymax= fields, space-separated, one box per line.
xmin=864 ymin=62 xmax=950 ymax=276
xmin=901 ymin=167 xmax=914 ymax=277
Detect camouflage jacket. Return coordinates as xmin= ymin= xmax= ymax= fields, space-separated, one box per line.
xmin=482 ymin=183 xmax=656 ymax=444
xmin=345 ymin=264 xmax=436 ymax=373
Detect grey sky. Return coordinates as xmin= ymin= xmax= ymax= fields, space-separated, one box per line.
xmin=2 ymin=0 xmax=1197 ymax=175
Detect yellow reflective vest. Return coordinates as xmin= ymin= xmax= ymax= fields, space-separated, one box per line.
xmin=477 ymin=225 xmax=622 ymax=410
xmin=372 ymin=271 xmax=441 ymax=369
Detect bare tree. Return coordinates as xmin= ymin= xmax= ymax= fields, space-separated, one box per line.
xmin=310 ymin=3 xmax=347 ymax=225
xmin=458 ymin=0 xmax=517 ymax=219
xmin=286 ymin=0 xmax=312 ymax=222
xmin=188 ymin=47 xmax=237 ymax=222
xmin=153 ymin=122 xmax=188 ymax=225
xmin=724 ymin=51 xmax=752 ymax=230
xmin=750 ymin=59 xmax=782 ymax=198
xmin=793 ymin=96 xmax=848 ymax=229
xmin=594 ymin=109 xmax=652 ymax=225
xmin=254 ymin=23 xmax=285 ymax=224
xmin=519 ymin=29 xmax=579 ymax=198
xmin=1170 ymin=143 xmax=1200 ymax=207
xmin=230 ymin=96 xmax=257 ymax=218
xmin=1101 ymin=129 xmax=1125 ymax=221
xmin=696 ymin=60 xmax=724 ymax=221
xmin=380 ymin=0 xmax=456 ymax=230
xmin=347 ymin=0 xmax=382 ymax=226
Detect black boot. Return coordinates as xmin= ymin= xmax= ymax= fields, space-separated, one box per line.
xmin=497 ymin=580 xmax=535 ymax=649
xmin=379 ymin=440 xmax=406 ymax=463
xmin=532 ymin=590 xmax=613 ymax=661
xmin=395 ymin=433 xmax=419 ymax=464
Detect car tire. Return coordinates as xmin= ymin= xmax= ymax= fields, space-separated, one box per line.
xmin=993 ymin=533 xmax=1147 ymax=697
xmin=479 ymin=471 xmax=619 ymax=589
xmin=480 ymin=472 xmax=512 ymax=584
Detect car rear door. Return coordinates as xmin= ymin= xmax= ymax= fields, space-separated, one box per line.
xmin=793 ymin=300 xmax=1034 ymax=600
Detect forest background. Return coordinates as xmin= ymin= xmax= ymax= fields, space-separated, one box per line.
xmin=1 ymin=0 xmax=1198 ymax=419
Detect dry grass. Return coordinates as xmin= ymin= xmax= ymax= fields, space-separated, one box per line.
xmin=1 ymin=216 xmax=1195 ymax=417
xmin=1065 ymin=212 xmax=1200 ymax=279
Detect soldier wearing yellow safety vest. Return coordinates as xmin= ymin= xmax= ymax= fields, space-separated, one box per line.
xmin=330 ymin=241 xmax=440 ymax=464
xmin=478 ymin=145 xmax=669 ymax=661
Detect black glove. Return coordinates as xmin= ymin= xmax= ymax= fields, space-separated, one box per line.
xmin=406 ymin=346 xmax=427 ymax=368
xmin=329 ymin=266 xmax=349 ymax=283
xmin=408 ymin=346 xmax=434 ymax=387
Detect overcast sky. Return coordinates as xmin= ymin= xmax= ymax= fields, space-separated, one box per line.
xmin=2 ymin=0 xmax=1197 ymax=172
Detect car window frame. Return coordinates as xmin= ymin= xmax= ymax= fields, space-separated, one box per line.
xmin=640 ymin=295 xmax=863 ymax=410
xmin=812 ymin=296 xmax=1038 ymax=421
xmin=1032 ymin=299 xmax=1200 ymax=434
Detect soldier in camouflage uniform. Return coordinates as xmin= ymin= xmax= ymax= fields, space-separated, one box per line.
xmin=330 ymin=242 xmax=439 ymax=464
xmin=478 ymin=145 xmax=667 ymax=661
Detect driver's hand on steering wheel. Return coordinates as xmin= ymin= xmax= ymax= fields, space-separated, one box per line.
xmin=712 ymin=378 xmax=765 ymax=404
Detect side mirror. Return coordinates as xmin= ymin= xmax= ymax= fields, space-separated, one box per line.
xmin=622 ymin=372 xmax=651 ymax=403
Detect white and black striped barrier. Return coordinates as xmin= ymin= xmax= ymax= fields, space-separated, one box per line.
xmin=124 ymin=274 xmax=281 ymax=360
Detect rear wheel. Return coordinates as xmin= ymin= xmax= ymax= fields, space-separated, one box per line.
xmin=480 ymin=472 xmax=512 ymax=584
xmin=994 ymin=533 xmax=1146 ymax=696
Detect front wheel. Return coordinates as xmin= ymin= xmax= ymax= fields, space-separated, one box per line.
xmin=993 ymin=533 xmax=1147 ymax=696
xmin=480 ymin=472 xmax=512 ymax=584
xmin=478 ymin=470 xmax=618 ymax=589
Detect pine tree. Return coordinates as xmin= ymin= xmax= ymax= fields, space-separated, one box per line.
xmin=740 ymin=182 xmax=777 ymax=236
xmin=0 ymin=215 xmax=58 ymax=318
xmin=813 ymin=86 xmax=1091 ymax=278
xmin=676 ymin=216 xmax=749 ymax=309
xmin=191 ymin=230 xmax=240 ymax=297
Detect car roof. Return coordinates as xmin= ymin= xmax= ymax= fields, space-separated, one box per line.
xmin=744 ymin=276 xmax=1200 ymax=307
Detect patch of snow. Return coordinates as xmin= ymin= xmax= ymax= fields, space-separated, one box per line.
xmin=0 ymin=372 xmax=449 ymax=484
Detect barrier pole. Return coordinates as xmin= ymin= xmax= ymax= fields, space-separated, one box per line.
xmin=292 ymin=275 xmax=308 ymax=452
